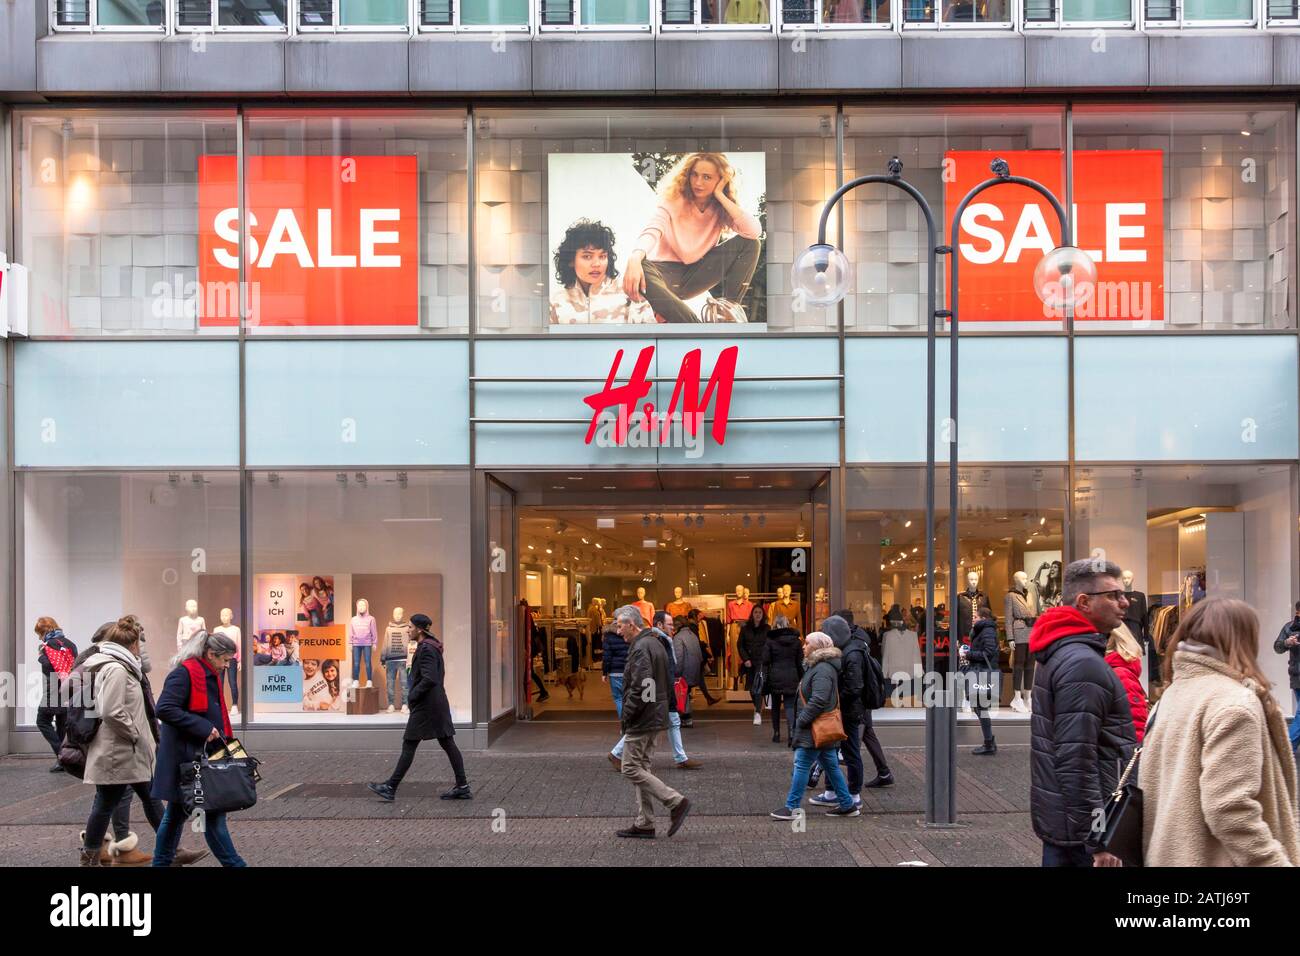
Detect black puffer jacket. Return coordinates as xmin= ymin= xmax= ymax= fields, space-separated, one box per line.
xmin=823 ymin=616 xmax=866 ymax=723
xmin=964 ymin=618 xmax=1000 ymax=672
xmin=601 ymin=630 xmax=629 ymax=677
xmin=1275 ymin=618 xmax=1300 ymax=690
xmin=738 ymin=621 xmax=769 ymax=670
xmin=792 ymin=647 xmax=842 ymax=750
xmin=1029 ymin=607 xmax=1138 ymax=848
xmin=760 ymin=627 xmax=803 ymax=695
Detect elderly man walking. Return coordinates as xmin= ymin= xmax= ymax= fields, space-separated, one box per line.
xmin=613 ymin=605 xmax=692 ymax=839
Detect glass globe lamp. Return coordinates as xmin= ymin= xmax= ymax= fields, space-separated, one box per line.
xmin=1033 ymin=246 xmax=1098 ymax=314
xmin=791 ymin=243 xmax=851 ymax=307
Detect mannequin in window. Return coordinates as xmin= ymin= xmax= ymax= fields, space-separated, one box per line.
xmin=956 ymin=571 xmax=991 ymax=642
xmin=1120 ymin=569 xmax=1153 ymax=685
xmin=632 ymin=587 xmax=654 ymax=629
xmin=213 ymin=607 xmax=241 ymax=720
xmin=1005 ymin=571 xmax=1036 ymax=713
xmin=769 ymin=584 xmax=802 ymax=637
xmin=665 ymin=587 xmax=692 ymax=620
xmin=382 ymin=607 xmax=414 ymax=714
xmin=176 ymin=600 xmax=205 ymax=653
xmin=349 ymin=598 xmax=378 ymax=689
xmin=726 ymin=585 xmax=753 ymax=688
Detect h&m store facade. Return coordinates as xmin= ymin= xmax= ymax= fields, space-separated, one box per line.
xmin=1 ymin=101 xmax=1298 ymax=751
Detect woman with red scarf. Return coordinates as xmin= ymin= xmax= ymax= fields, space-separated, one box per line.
xmin=151 ymin=628 xmax=246 ymax=867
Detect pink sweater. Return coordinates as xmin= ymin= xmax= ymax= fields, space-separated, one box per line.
xmin=634 ymin=195 xmax=761 ymax=265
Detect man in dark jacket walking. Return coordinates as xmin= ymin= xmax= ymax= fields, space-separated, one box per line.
xmin=811 ymin=614 xmax=868 ymax=808
xmin=1275 ymin=602 xmax=1300 ymax=755
xmin=614 ymin=606 xmax=691 ymax=839
xmin=1029 ymin=558 xmax=1137 ymax=867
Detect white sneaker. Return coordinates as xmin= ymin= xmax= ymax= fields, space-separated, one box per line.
xmin=1010 ymin=697 xmax=1028 ymax=714
xmin=401 ymin=705 xmax=408 ymax=714
xmin=228 ymin=706 xmax=240 ymax=720
xmin=753 ymin=712 xmax=762 ymax=725
xmin=386 ymin=705 xmax=395 ymax=713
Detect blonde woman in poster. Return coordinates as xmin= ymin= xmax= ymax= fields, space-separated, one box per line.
xmin=622 ymin=152 xmax=762 ymax=324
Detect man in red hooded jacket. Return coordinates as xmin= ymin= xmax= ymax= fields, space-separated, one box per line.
xmin=1028 ymin=558 xmax=1138 ymax=868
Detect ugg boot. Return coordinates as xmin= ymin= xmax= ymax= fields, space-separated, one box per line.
xmin=80 ymin=829 xmax=113 ymax=865
xmin=78 ymin=847 xmax=103 ymax=867
xmin=105 ymin=832 xmax=151 ymax=867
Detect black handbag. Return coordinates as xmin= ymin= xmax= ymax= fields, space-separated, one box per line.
xmin=179 ymin=735 xmax=261 ymax=817
xmin=1093 ymin=701 xmax=1158 ymax=867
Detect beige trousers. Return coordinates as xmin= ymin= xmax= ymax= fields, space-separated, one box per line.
xmin=621 ymin=731 xmax=684 ymax=829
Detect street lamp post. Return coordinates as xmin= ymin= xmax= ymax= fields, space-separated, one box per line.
xmin=794 ymin=156 xmax=1095 ymax=827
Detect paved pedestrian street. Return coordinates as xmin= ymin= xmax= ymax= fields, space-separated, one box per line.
xmin=0 ymin=724 xmax=1040 ymax=867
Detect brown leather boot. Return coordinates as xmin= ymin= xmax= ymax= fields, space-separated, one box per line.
xmin=170 ymin=847 xmax=211 ymax=867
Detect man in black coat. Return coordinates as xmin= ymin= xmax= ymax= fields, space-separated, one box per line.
xmin=1029 ymin=558 xmax=1137 ymax=868
xmin=369 ymin=613 xmax=470 ymax=803
xmin=810 ymin=614 xmax=868 ymax=807
xmin=1275 ymin=602 xmax=1300 ymax=755
xmin=614 ymin=606 xmax=691 ymax=839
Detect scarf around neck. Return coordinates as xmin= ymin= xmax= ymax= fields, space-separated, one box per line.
xmin=181 ymin=657 xmax=232 ymax=737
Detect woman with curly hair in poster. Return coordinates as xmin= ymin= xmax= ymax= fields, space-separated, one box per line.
xmin=622 ymin=152 xmax=762 ymax=324
xmin=549 ymin=219 xmax=655 ymax=325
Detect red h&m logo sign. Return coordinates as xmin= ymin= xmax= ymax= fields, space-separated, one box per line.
xmin=584 ymin=346 xmax=738 ymax=458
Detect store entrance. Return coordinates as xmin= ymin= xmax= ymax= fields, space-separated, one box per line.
xmin=493 ymin=470 xmax=831 ymax=723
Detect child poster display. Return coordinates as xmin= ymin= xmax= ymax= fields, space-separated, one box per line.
xmin=253 ymin=573 xmax=352 ymax=714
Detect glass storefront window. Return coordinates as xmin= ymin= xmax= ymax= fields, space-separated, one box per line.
xmin=177 ymin=0 xmax=289 ymax=28
xmin=843 ymin=106 xmax=1065 ymax=331
xmin=846 ymin=466 xmax=1068 ymax=709
xmin=97 ymin=0 xmax=164 ymax=26
xmin=903 ymin=0 xmax=1010 ymax=23
xmin=540 ymin=0 xmax=650 ymax=25
xmin=489 ymin=480 xmax=515 ymax=718
xmin=339 ymin=0 xmax=407 ymax=24
xmin=780 ymin=0 xmax=888 ymax=25
xmin=1183 ymin=0 xmax=1252 ymax=18
xmin=18 ymin=110 xmax=238 ymax=336
xmin=18 ymin=471 xmax=241 ymax=727
xmin=1072 ymin=105 xmax=1295 ymax=330
xmin=460 ymin=0 xmax=531 ymax=25
xmin=248 ymin=470 xmax=472 ymax=724
xmin=1073 ymin=463 xmax=1295 ymax=708
xmin=242 ymin=109 xmax=468 ymax=334
xmin=474 ymin=107 xmax=837 ymax=334
xmin=702 ymin=0 xmax=772 ymax=23
xmin=1062 ymin=0 xmax=1129 ymax=18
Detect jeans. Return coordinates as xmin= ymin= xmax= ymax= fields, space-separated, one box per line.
xmin=109 ymin=788 xmax=165 ymax=842
xmin=1041 ymin=842 xmax=1092 ymax=868
xmin=83 ymin=782 xmax=163 ymax=850
xmin=388 ymin=736 xmax=467 ymax=789
xmin=841 ymin=716 xmax=864 ymax=793
xmin=621 ymin=732 xmax=685 ymax=829
xmin=609 ymin=674 xmax=624 ymax=718
xmin=227 ymin=662 xmax=239 ymax=707
xmin=384 ymin=660 xmax=407 ymax=708
xmin=36 ymin=710 xmax=66 ymax=758
xmin=613 ymin=711 xmax=688 ymax=765
xmin=153 ymin=801 xmax=246 ymax=867
xmin=786 ymin=746 xmax=853 ymax=811
xmin=352 ymin=645 xmax=373 ymax=684
xmin=1290 ymin=689 xmax=1300 ymax=752
xmin=771 ymin=692 xmax=797 ymax=739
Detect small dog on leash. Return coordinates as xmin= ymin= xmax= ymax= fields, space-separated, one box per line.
xmin=559 ymin=668 xmax=588 ymax=699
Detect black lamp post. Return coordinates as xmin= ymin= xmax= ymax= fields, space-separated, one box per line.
xmin=794 ymin=156 xmax=1095 ymax=827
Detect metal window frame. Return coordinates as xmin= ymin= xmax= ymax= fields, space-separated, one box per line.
xmin=775 ymin=0 xmax=896 ymax=31
xmin=49 ymin=0 xmax=169 ymax=32
xmin=417 ymin=0 xmax=534 ymax=32
xmin=538 ymin=0 xmax=654 ymax=30
xmin=1019 ymin=0 xmax=1138 ymax=27
xmin=174 ymin=0 xmax=292 ymax=31
xmin=296 ymin=0 xmax=416 ymax=32
xmin=658 ymin=0 xmax=777 ymax=31
xmin=900 ymin=0 xmax=1017 ymax=28
xmin=1141 ymin=0 xmax=1259 ymax=27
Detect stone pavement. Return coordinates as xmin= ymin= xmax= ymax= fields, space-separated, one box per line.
xmin=0 ymin=721 xmax=1039 ymax=867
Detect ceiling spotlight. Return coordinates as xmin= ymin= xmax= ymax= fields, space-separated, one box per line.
xmin=1039 ymin=516 xmax=1046 ymax=526
xmin=987 ymin=549 xmax=994 ymax=556
xmin=581 ymin=537 xmax=589 ymax=544
xmin=904 ymin=520 xmax=912 ymax=528
xmin=1026 ymin=538 xmax=1034 ymax=545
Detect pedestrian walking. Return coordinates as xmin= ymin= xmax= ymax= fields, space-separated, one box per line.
xmin=738 ymin=604 xmax=770 ymax=724
xmin=611 ymin=611 xmax=700 ymax=770
xmin=613 ymin=605 xmax=691 ymax=839
xmin=770 ymin=632 xmax=858 ymax=820
xmin=962 ymin=605 xmax=1001 ymax=756
xmin=368 ymin=613 xmax=471 ymax=803
xmin=1106 ymin=623 xmax=1149 ymax=744
xmin=34 ymin=617 xmax=77 ymax=773
xmin=812 ymin=614 xmax=869 ymax=808
xmin=152 ymin=628 xmax=247 ymax=866
xmin=761 ymin=615 xmax=803 ymax=744
xmin=687 ymin=609 xmax=720 ymax=705
xmin=672 ymin=614 xmax=706 ymax=726
xmin=1028 ymin=558 xmax=1137 ymax=868
xmin=840 ymin=610 xmax=894 ymax=787
xmin=1275 ymin=602 xmax=1300 ymax=757
xmin=77 ymin=617 xmax=162 ymax=867
xmin=602 ymin=621 xmax=628 ymax=731
xmin=1144 ymin=598 xmax=1299 ymax=867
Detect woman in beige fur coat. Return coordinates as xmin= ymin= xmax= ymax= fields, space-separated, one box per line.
xmin=1142 ymin=598 xmax=1299 ymax=867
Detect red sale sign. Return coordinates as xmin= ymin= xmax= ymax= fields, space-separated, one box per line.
xmin=944 ymin=150 xmax=1164 ymax=322
xmin=198 ymin=155 xmax=419 ymax=327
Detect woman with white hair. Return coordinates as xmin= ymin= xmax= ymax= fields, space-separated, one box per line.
xmin=151 ymin=628 xmax=246 ymax=867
